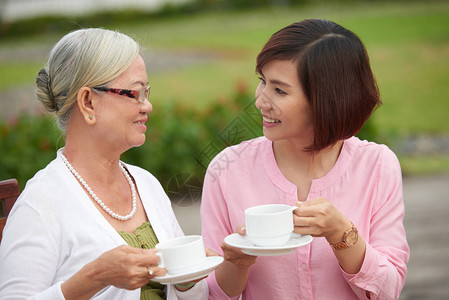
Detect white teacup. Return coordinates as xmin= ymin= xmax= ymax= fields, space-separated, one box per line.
xmin=245 ymin=204 xmax=298 ymax=247
xmin=155 ymin=235 xmax=206 ymax=275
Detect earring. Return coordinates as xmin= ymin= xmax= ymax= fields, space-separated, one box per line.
xmin=89 ymin=115 xmax=93 ymax=120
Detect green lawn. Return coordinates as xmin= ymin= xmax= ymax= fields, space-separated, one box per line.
xmin=1 ymin=1 xmax=448 ymax=175
xmin=0 ymin=61 xmax=42 ymax=90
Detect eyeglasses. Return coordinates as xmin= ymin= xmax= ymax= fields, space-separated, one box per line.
xmin=93 ymin=86 xmax=151 ymax=103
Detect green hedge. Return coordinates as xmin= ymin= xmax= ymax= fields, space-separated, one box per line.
xmin=0 ymin=113 xmax=64 ymax=190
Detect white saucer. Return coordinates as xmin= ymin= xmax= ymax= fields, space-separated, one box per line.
xmin=224 ymin=233 xmax=313 ymax=256
xmin=152 ymin=256 xmax=224 ymax=285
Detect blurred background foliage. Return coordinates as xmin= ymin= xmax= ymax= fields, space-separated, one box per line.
xmin=0 ymin=0 xmax=448 ymax=190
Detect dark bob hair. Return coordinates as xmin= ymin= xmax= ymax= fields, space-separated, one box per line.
xmin=256 ymin=19 xmax=381 ymax=152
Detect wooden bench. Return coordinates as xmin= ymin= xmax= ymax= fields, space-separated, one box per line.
xmin=0 ymin=179 xmax=20 ymax=242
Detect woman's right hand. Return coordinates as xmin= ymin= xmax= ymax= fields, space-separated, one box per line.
xmin=215 ymin=225 xmax=257 ymax=297
xmin=94 ymin=245 xmax=166 ymax=290
xmin=221 ymin=225 xmax=257 ymax=267
xmin=61 ymin=245 xmax=166 ymax=300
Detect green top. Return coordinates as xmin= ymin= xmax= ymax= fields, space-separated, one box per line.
xmin=118 ymin=222 xmax=165 ymax=300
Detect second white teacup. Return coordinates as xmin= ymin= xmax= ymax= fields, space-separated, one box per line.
xmin=155 ymin=235 xmax=206 ymax=275
xmin=245 ymin=204 xmax=298 ymax=247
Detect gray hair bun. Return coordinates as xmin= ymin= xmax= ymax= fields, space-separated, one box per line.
xmin=36 ymin=68 xmax=58 ymax=113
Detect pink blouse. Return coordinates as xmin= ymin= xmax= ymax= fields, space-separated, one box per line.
xmin=201 ymin=136 xmax=409 ymax=300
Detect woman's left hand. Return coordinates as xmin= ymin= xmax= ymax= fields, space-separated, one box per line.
xmin=292 ymin=197 xmax=352 ymax=244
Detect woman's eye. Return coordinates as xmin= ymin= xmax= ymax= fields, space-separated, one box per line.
xmin=275 ymin=88 xmax=286 ymax=95
xmin=258 ymin=77 xmax=266 ymax=85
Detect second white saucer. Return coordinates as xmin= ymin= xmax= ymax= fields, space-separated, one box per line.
xmin=224 ymin=233 xmax=313 ymax=256
xmin=152 ymin=256 xmax=224 ymax=285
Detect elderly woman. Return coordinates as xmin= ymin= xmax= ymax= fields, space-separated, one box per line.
xmin=0 ymin=28 xmax=208 ymax=300
xmin=201 ymin=19 xmax=409 ymax=299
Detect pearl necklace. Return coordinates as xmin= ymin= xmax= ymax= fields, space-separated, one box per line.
xmin=60 ymin=152 xmax=137 ymax=221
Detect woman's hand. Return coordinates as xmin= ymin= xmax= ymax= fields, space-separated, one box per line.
xmin=61 ymin=245 xmax=166 ymax=300
xmin=292 ymin=197 xmax=352 ymax=244
xmin=293 ymin=197 xmax=367 ymax=275
xmin=215 ymin=225 xmax=257 ymax=297
xmin=221 ymin=225 xmax=257 ymax=267
xmin=93 ymin=245 xmax=166 ymax=290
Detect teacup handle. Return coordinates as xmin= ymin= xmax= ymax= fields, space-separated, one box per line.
xmin=155 ymin=252 xmax=165 ymax=269
xmin=289 ymin=205 xmax=298 ymax=212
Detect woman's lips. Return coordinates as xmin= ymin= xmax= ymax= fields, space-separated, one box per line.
xmin=262 ymin=116 xmax=280 ymax=128
xmin=134 ymin=117 xmax=148 ymax=130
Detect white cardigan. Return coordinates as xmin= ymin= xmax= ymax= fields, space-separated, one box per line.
xmin=0 ymin=151 xmax=208 ymax=300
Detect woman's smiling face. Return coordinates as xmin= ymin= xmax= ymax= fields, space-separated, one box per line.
xmin=255 ymin=59 xmax=313 ymax=145
xmin=93 ymin=55 xmax=153 ymax=151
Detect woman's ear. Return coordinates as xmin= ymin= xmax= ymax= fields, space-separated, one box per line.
xmin=77 ymin=87 xmax=96 ymax=124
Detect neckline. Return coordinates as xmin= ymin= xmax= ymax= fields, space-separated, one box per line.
xmin=117 ymin=221 xmax=150 ymax=235
xmin=262 ymin=137 xmax=352 ymax=196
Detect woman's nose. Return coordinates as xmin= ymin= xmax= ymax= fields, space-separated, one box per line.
xmin=141 ymin=98 xmax=153 ymax=114
xmin=255 ymin=91 xmax=271 ymax=111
